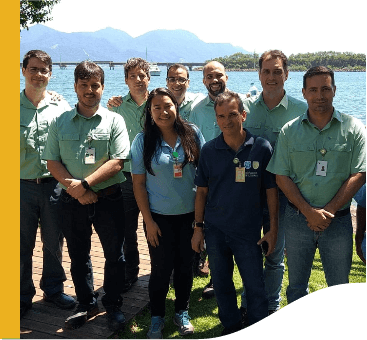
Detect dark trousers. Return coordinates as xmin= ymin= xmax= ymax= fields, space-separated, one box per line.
xmin=120 ymin=172 xmax=140 ymax=281
xmin=20 ymin=179 xmax=66 ymax=303
xmin=60 ymin=188 xmax=125 ymax=308
xmin=144 ymin=212 xmax=195 ymax=317
xmin=205 ymin=224 xmax=268 ymax=328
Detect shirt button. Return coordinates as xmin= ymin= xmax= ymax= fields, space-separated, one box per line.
xmin=315 ymin=183 xmax=318 ymax=186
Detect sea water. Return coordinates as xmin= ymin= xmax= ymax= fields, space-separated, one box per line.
xmin=20 ymin=66 xmax=366 ymax=124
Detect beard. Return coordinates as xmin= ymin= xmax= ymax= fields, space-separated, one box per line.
xmin=207 ymin=82 xmax=226 ymax=98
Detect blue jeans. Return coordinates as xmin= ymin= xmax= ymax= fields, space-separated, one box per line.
xmin=205 ymin=224 xmax=268 ymax=328
xmin=241 ymin=191 xmax=287 ymax=311
xmin=60 ymin=187 xmax=125 ymax=308
xmin=20 ymin=178 xmax=66 ymax=303
xmin=284 ymin=205 xmax=353 ymax=304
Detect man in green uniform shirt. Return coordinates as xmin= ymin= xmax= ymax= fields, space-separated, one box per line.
xmin=267 ymin=66 xmax=366 ymax=303
xmin=43 ymin=61 xmax=130 ymax=331
xmin=241 ymin=50 xmax=308 ymax=319
xmin=107 ymin=57 xmax=150 ymax=292
xmin=20 ymin=50 xmax=76 ymax=319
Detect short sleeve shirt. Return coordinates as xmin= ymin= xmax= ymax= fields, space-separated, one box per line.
xmin=20 ymin=90 xmax=71 ymax=179
xmin=267 ymin=110 xmax=366 ymax=209
xmin=43 ymin=106 xmax=130 ymax=191
xmin=131 ymin=125 xmax=206 ymax=215
xmin=109 ymin=92 xmax=146 ymax=172
xmin=243 ymin=92 xmax=308 ymax=148
xmin=195 ymin=129 xmax=276 ymax=240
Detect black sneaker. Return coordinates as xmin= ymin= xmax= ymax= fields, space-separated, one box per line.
xmin=64 ymin=302 xmax=99 ymax=330
xmin=202 ymin=279 xmax=215 ymax=299
xmin=268 ymin=309 xmax=276 ymax=315
xmin=221 ymin=321 xmax=243 ymax=336
xmin=122 ymin=277 xmax=138 ymax=293
xmin=240 ymin=307 xmax=249 ymax=327
xmin=43 ymin=292 xmax=76 ymax=309
xmin=20 ymin=301 xmax=32 ymax=319
xmin=106 ymin=306 xmax=126 ymax=332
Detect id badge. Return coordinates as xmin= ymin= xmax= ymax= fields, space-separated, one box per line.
xmin=316 ymin=160 xmax=327 ymax=176
xmin=85 ymin=148 xmax=96 ymax=164
xmin=235 ymin=167 xmax=245 ymax=182
xmin=173 ymin=163 xmax=183 ymax=178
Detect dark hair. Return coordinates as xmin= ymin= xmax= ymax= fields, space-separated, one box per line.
xmin=166 ymin=63 xmax=189 ymax=79
xmin=23 ymin=50 xmax=52 ymax=71
xmin=143 ymin=88 xmax=200 ymax=176
xmin=214 ymin=91 xmax=244 ymax=113
xmin=74 ymin=61 xmax=104 ymax=85
xmin=303 ymin=66 xmax=335 ymax=89
xmin=259 ymin=50 xmax=288 ymax=73
xmin=124 ymin=57 xmax=150 ymax=79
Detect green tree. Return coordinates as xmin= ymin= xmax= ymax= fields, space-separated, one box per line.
xmin=20 ymin=0 xmax=60 ymax=31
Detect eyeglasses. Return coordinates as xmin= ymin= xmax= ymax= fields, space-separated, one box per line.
xmin=27 ymin=67 xmax=50 ymax=75
xmin=166 ymin=77 xmax=188 ymax=85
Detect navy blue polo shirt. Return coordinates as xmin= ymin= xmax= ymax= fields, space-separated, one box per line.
xmin=195 ymin=129 xmax=276 ymax=240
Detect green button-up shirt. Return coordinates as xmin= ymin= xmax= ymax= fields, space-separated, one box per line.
xmin=20 ymin=90 xmax=71 ymax=179
xmin=43 ymin=106 xmax=130 ymax=192
xmin=243 ymin=92 xmax=308 ymax=148
xmin=267 ymin=109 xmax=366 ymax=209
xmin=188 ymin=93 xmax=247 ymax=142
xmin=109 ymin=92 xmax=146 ymax=172
xmin=179 ymin=92 xmax=205 ymax=121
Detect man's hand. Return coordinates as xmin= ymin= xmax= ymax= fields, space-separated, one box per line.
xmin=78 ymin=190 xmax=98 ymax=205
xmin=303 ymin=207 xmax=334 ymax=231
xmin=355 ymin=234 xmax=366 ymax=264
xmin=48 ymin=90 xmax=64 ymax=101
xmin=107 ymin=96 xmax=123 ymax=109
xmin=258 ymin=230 xmax=277 ymax=256
xmin=66 ymin=179 xmax=86 ymax=199
xmin=191 ymin=228 xmax=205 ymax=253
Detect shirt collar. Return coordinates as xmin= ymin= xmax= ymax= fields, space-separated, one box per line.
xmin=20 ymin=90 xmax=55 ymax=110
xmin=71 ymin=105 xmax=104 ymax=120
xmin=301 ymin=108 xmax=342 ymax=125
xmin=215 ymin=129 xmax=254 ymax=150
xmin=255 ymin=91 xmax=289 ymax=110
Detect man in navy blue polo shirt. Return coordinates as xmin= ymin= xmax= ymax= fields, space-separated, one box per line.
xmin=192 ymin=91 xmax=278 ymax=335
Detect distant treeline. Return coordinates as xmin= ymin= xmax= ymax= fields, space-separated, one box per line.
xmin=208 ymin=51 xmax=366 ymax=71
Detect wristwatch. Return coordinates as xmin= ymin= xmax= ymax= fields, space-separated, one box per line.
xmin=81 ymin=179 xmax=90 ymax=190
xmin=192 ymin=221 xmax=204 ymax=229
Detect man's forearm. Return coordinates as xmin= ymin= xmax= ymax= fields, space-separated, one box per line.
xmin=324 ymin=172 xmax=366 ymax=214
xmin=47 ymin=160 xmax=74 ymax=187
xmin=195 ymin=186 xmax=209 ymax=223
xmin=85 ymin=159 xmax=124 ymax=187
xmin=266 ymin=187 xmax=279 ymax=234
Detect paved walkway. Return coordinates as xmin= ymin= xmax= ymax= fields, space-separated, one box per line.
xmin=20 ymin=214 xmax=150 ymax=339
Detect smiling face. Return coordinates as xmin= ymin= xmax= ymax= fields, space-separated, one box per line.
xmin=302 ymin=74 xmax=336 ymax=115
xmin=150 ymin=95 xmax=178 ymax=131
xmin=166 ymin=67 xmax=190 ymax=102
xmin=215 ymin=98 xmax=246 ymax=136
xmin=125 ymin=66 xmax=150 ymax=96
xmin=74 ymin=76 xmax=104 ymax=111
xmin=22 ymin=57 xmax=51 ymax=91
xmin=203 ymin=62 xmax=228 ymax=100
xmin=259 ymin=57 xmax=288 ymax=97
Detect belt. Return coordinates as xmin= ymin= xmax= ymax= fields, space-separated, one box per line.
xmin=21 ymin=177 xmax=55 ymax=184
xmin=288 ymin=201 xmax=350 ymax=218
xmin=96 ymin=184 xmax=120 ymax=197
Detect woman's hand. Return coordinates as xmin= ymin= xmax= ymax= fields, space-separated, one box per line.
xmin=145 ymin=220 xmax=162 ymax=247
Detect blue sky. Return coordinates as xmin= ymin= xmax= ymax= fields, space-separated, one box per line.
xmin=42 ymin=0 xmax=366 ymax=56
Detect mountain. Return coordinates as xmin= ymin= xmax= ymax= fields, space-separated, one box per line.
xmin=20 ymin=25 xmax=250 ymax=63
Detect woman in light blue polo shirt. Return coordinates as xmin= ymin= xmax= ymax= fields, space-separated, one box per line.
xmin=131 ymin=88 xmax=205 ymax=338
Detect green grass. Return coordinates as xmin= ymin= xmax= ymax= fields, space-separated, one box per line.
xmin=114 ymin=240 xmax=366 ymax=339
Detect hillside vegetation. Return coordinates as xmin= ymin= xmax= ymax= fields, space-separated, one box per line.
xmin=209 ymin=51 xmax=366 ymax=71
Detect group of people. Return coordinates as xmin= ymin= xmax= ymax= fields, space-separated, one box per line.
xmin=20 ymin=48 xmax=366 ymax=338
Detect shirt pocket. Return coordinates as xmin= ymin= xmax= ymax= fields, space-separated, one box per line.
xmin=20 ymin=123 xmax=31 ymax=150
xmin=59 ymin=133 xmax=80 ymax=160
xmin=289 ymin=144 xmax=316 ymax=174
xmin=326 ymin=143 xmax=352 ymax=173
xmin=91 ymin=133 xmax=110 ymax=160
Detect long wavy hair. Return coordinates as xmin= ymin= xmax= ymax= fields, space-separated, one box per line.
xmin=143 ymin=87 xmax=201 ymax=176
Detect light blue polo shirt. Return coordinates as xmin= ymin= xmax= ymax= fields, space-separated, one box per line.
xmin=131 ymin=125 xmax=206 ymax=215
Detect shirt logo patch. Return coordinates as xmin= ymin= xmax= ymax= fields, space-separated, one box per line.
xmin=244 ymin=161 xmax=251 ymax=169
xmin=253 ymin=161 xmax=259 ymax=169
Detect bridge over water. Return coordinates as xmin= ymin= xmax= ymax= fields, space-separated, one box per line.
xmin=20 ymin=61 xmax=206 ymax=71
